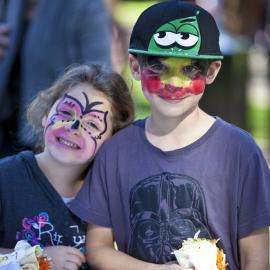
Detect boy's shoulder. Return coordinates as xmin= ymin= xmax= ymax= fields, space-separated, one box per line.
xmin=110 ymin=119 xmax=144 ymax=141
xmin=102 ymin=117 xmax=259 ymax=149
xmin=217 ymin=118 xmax=255 ymax=142
xmin=98 ymin=119 xmax=145 ymax=151
xmin=214 ymin=117 xmax=263 ymax=155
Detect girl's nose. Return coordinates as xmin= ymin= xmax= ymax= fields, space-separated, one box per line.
xmin=71 ymin=119 xmax=80 ymax=130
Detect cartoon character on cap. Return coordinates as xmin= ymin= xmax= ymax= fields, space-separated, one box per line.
xmin=149 ymin=15 xmax=202 ymax=56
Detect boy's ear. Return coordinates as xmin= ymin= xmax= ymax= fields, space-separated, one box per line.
xmin=205 ymin=61 xmax=222 ymax=84
xmin=128 ymin=54 xmax=141 ymax=81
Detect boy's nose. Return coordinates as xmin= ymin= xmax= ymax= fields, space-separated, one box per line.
xmin=71 ymin=120 xmax=80 ymax=130
xmin=167 ymin=76 xmax=189 ymax=88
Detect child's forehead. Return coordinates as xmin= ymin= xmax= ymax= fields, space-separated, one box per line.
xmin=65 ymin=84 xmax=106 ymax=104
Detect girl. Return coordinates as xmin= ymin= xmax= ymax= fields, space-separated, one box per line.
xmin=0 ymin=64 xmax=134 ymax=270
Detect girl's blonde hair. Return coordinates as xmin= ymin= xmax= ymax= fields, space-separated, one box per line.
xmin=23 ymin=64 xmax=134 ymax=152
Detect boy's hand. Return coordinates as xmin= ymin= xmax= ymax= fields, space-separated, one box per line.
xmin=0 ymin=23 xmax=10 ymax=59
xmin=44 ymin=246 xmax=86 ymax=270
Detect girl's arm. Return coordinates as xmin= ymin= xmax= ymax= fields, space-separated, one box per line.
xmin=86 ymin=224 xmax=190 ymax=270
xmin=239 ymin=227 xmax=269 ymax=270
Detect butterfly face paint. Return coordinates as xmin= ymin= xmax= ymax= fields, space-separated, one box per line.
xmin=44 ymin=91 xmax=109 ymax=162
xmin=141 ymin=57 xmax=206 ymax=101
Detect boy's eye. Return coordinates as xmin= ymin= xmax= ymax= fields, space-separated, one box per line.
xmin=182 ymin=65 xmax=201 ymax=77
xmin=148 ymin=64 xmax=168 ymax=74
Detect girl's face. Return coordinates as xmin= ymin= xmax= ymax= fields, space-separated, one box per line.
xmin=43 ymin=83 xmax=113 ymax=166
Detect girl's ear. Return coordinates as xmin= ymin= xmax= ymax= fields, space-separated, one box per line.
xmin=42 ymin=115 xmax=48 ymax=127
xmin=205 ymin=61 xmax=222 ymax=85
xmin=128 ymin=54 xmax=141 ymax=81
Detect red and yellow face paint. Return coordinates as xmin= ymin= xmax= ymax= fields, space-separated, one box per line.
xmin=141 ymin=58 xmax=206 ymax=101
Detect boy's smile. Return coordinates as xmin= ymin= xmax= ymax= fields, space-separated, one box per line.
xmin=141 ymin=57 xmax=206 ymax=101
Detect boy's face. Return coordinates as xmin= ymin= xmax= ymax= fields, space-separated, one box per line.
xmin=140 ymin=57 xmax=207 ymax=101
xmin=129 ymin=55 xmax=221 ymax=118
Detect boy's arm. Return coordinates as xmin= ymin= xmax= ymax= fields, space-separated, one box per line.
xmin=239 ymin=227 xmax=269 ymax=270
xmin=86 ymin=224 xmax=188 ymax=270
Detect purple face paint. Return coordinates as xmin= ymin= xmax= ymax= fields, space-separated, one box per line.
xmin=44 ymin=92 xmax=108 ymax=161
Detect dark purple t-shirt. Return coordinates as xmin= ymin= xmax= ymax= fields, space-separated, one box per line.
xmin=70 ymin=117 xmax=270 ymax=270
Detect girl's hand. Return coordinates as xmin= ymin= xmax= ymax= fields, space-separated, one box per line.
xmin=44 ymin=246 xmax=86 ymax=270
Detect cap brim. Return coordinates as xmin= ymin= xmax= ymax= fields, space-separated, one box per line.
xmin=128 ymin=49 xmax=224 ymax=60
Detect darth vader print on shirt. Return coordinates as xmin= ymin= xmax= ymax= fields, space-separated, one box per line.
xmin=128 ymin=172 xmax=213 ymax=263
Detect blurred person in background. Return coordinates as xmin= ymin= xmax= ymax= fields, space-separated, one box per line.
xmin=104 ymin=0 xmax=130 ymax=74
xmin=0 ymin=0 xmax=111 ymax=157
xmin=197 ymin=0 xmax=267 ymax=130
xmin=197 ymin=0 xmax=270 ymax=162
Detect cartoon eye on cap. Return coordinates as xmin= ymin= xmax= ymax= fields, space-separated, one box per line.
xmin=148 ymin=16 xmax=201 ymax=56
xmin=153 ymin=31 xmax=199 ymax=49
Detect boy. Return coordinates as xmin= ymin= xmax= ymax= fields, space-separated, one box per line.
xmin=70 ymin=1 xmax=270 ymax=269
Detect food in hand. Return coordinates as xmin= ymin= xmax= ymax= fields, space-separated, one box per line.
xmin=0 ymin=240 xmax=51 ymax=270
xmin=172 ymin=231 xmax=227 ymax=270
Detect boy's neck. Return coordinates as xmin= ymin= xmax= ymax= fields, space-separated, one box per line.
xmin=145 ymin=108 xmax=215 ymax=151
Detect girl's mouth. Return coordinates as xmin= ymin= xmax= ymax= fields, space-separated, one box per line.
xmin=57 ymin=137 xmax=81 ymax=150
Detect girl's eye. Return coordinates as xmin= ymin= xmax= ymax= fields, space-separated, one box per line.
xmin=88 ymin=122 xmax=99 ymax=130
xmin=60 ymin=110 xmax=72 ymax=116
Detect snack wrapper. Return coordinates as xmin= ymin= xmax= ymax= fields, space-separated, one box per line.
xmin=171 ymin=231 xmax=227 ymax=270
xmin=0 ymin=241 xmax=51 ymax=270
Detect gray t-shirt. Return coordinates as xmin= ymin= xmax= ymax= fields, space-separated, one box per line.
xmin=71 ymin=117 xmax=270 ymax=270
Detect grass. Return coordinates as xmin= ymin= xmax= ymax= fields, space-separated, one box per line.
xmin=247 ymin=105 xmax=270 ymax=138
xmin=247 ymin=104 xmax=270 ymax=154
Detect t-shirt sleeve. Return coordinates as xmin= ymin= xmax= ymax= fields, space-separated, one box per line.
xmin=70 ymin=154 xmax=112 ymax=228
xmin=237 ymin=147 xmax=270 ymax=239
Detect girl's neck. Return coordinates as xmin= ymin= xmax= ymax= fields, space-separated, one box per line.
xmin=35 ymin=153 xmax=86 ymax=197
